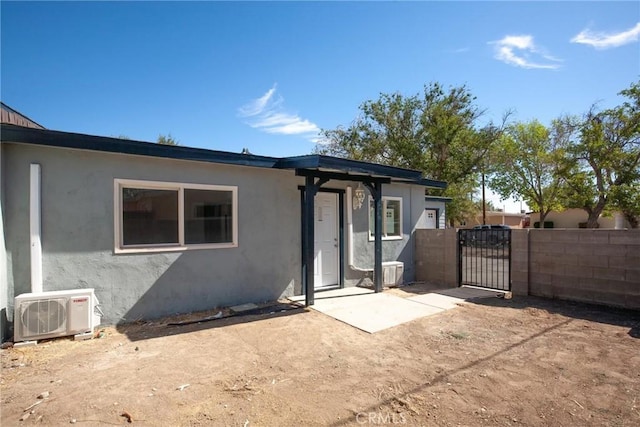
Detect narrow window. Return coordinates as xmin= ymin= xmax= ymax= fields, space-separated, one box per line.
xmin=368 ymin=196 xmax=403 ymax=240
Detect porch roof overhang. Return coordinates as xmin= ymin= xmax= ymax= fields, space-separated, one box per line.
xmin=292 ymin=158 xmax=446 ymax=307
xmin=278 ymin=155 xmax=447 ymax=189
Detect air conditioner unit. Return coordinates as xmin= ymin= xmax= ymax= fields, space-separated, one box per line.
xmin=382 ymin=261 xmax=404 ymax=287
xmin=14 ymin=288 xmax=101 ymax=343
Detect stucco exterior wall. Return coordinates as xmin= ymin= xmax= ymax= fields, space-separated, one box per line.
xmin=3 ymin=142 xmax=428 ymax=327
xmin=345 ymin=183 xmax=424 ymax=286
xmin=4 ymin=143 xmax=302 ymax=324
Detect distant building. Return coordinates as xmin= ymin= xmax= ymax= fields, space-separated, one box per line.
xmin=528 ymin=209 xmax=630 ymax=229
xmin=457 ymin=210 xmax=526 ymax=229
xmin=0 ymin=102 xmax=45 ymax=129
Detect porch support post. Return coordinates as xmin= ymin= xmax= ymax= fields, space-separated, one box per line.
xmin=302 ymin=175 xmax=329 ymax=306
xmin=364 ymin=182 xmax=383 ymax=293
xmin=303 ymin=176 xmax=316 ymax=306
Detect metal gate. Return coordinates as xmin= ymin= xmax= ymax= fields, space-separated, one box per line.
xmin=458 ymin=228 xmax=511 ymax=291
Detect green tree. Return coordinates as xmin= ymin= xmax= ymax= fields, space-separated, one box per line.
xmin=316 ymin=82 xmax=507 ymax=225
xmin=559 ymin=81 xmax=640 ymax=228
xmin=157 ymin=133 xmax=179 ymax=146
xmin=488 ymin=120 xmax=570 ymax=227
xmin=611 ymin=180 xmax=640 ymax=228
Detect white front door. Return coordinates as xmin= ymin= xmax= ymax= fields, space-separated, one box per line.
xmin=425 ymin=209 xmax=437 ymax=229
xmin=314 ymin=192 xmax=339 ymax=288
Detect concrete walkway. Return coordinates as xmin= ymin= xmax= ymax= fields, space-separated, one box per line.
xmin=289 ymin=286 xmax=506 ymax=333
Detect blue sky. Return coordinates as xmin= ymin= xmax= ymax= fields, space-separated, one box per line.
xmin=2 ymin=1 xmax=639 ymax=212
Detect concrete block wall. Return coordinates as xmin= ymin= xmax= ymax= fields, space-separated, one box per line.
xmin=526 ymin=229 xmax=640 ymax=309
xmin=510 ymin=230 xmax=529 ymax=296
xmin=415 ymin=228 xmax=640 ymax=310
xmin=415 ymin=229 xmax=457 ymax=287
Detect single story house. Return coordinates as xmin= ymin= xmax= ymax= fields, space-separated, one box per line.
xmin=528 ymin=208 xmax=631 ymax=229
xmin=0 ymin=124 xmax=446 ymax=341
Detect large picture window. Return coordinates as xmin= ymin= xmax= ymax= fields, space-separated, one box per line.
xmin=115 ymin=179 xmax=237 ymax=252
xmin=369 ymin=196 xmax=402 ymax=240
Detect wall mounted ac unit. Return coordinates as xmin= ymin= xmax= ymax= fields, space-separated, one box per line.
xmin=382 ymin=261 xmax=404 ymax=287
xmin=14 ymin=288 xmax=101 ymax=343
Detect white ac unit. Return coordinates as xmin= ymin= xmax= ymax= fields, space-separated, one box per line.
xmin=14 ymin=288 xmax=101 ymax=343
xmin=382 ymin=261 xmax=404 ymax=287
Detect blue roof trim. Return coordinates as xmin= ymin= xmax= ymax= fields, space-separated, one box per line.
xmin=276 ymin=155 xmax=422 ymax=180
xmin=1 ymin=124 xmax=447 ymax=188
xmin=425 ymin=195 xmax=452 ymax=201
xmin=1 ymin=124 xmax=279 ymax=168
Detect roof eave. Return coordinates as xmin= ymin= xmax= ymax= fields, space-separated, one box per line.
xmin=1 ymin=124 xmax=280 ymax=168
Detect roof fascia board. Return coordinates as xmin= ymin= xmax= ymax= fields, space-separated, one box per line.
xmin=1 ymin=125 xmax=448 ymax=188
xmin=278 ymin=155 xmax=422 ymax=180
xmin=1 ymin=124 xmax=279 ymax=168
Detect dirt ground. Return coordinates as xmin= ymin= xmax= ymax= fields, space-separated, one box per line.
xmin=2 ymin=283 xmax=639 ymax=426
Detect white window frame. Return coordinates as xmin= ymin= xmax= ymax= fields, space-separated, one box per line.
xmin=368 ymin=196 xmax=403 ymax=241
xmin=114 ymin=178 xmax=238 ymax=253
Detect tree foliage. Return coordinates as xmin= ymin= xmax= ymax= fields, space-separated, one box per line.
xmin=157 ymin=133 xmax=179 ymax=146
xmin=488 ymin=120 xmax=570 ymax=227
xmin=611 ymin=181 xmax=640 ymax=228
xmin=558 ymin=81 xmax=640 ymax=227
xmin=316 ymin=82 xmax=507 ymax=225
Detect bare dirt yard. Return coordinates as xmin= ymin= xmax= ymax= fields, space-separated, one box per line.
xmin=2 ymin=283 xmax=639 ymax=426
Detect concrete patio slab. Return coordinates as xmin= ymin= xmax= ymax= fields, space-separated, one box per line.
xmin=407 ymin=293 xmax=464 ymax=310
xmin=290 ymin=288 xmax=444 ymax=333
xmin=289 ymin=285 xmax=503 ymax=334
xmin=407 ymin=286 xmax=507 ymax=309
xmin=437 ymin=286 xmax=510 ymax=300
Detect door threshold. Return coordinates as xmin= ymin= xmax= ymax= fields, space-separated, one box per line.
xmin=315 ymin=284 xmax=341 ymax=292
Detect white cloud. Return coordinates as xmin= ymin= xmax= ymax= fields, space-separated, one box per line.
xmin=238 ymin=84 xmax=320 ymax=141
xmin=491 ymin=34 xmax=562 ymax=70
xmin=571 ymin=22 xmax=640 ymax=49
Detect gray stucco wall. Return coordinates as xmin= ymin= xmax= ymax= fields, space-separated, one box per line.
xmin=0 ymin=142 xmax=8 ymax=341
xmin=4 ymin=143 xmax=302 ymax=325
xmin=345 ymin=183 xmax=425 ymax=286
xmin=3 ymin=141 xmax=430 ymax=328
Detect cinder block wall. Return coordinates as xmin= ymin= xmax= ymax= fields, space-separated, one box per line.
xmin=511 ymin=230 xmax=529 ymax=296
xmin=415 ymin=229 xmax=640 ymax=309
xmin=526 ymin=229 xmax=640 ymax=309
xmin=415 ymin=229 xmax=457 ymax=287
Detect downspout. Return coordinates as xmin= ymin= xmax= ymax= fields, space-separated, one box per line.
xmin=346 ymin=186 xmax=373 ymax=273
xmin=30 ymin=164 xmax=43 ymax=294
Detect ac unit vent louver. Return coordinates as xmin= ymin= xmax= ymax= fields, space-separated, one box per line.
xmin=21 ymin=298 xmax=67 ymax=337
xmin=381 ymin=262 xmax=404 ymax=287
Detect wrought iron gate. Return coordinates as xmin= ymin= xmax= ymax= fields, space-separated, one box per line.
xmin=458 ymin=227 xmax=511 ymax=291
